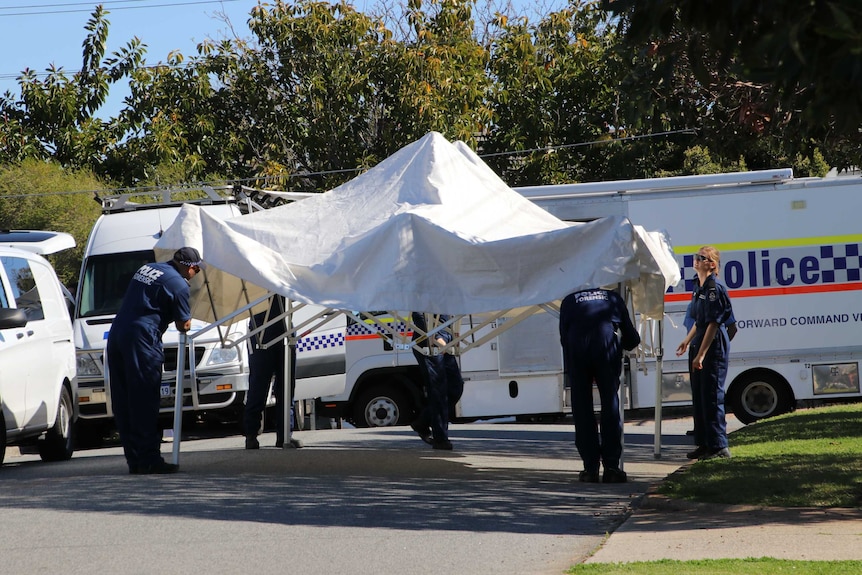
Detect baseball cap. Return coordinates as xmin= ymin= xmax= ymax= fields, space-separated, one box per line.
xmin=172 ymin=246 xmax=205 ymax=269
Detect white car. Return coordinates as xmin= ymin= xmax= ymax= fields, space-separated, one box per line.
xmin=0 ymin=231 xmax=78 ymax=466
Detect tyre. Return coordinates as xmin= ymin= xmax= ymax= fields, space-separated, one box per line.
xmin=352 ymin=385 xmax=412 ymax=428
xmin=38 ymin=386 xmax=75 ymax=461
xmin=75 ymin=420 xmax=110 ymax=449
xmin=0 ymin=410 xmax=6 ymax=466
xmin=727 ymin=370 xmax=794 ymax=424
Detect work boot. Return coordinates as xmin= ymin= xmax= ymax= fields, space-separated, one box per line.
xmin=578 ymin=470 xmax=600 ymax=483
xmin=410 ymin=420 xmax=433 ymax=445
xmin=431 ymin=438 xmax=453 ymax=450
xmin=701 ymin=447 xmax=732 ymax=460
xmin=133 ymin=460 xmax=179 ymax=474
xmin=602 ymin=467 xmax=627 ymax=483
xmin=686 ymin=445 xmax=709 ymax=460
xmin=245 ymin=436 xmax=260 ymax=450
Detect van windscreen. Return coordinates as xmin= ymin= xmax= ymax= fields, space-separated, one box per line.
xmin=77 ymin=250 xmax=154 ymax=318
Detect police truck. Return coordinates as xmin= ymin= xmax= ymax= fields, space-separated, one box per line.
xmin=308 ymin=168 xmax=862 ymax=426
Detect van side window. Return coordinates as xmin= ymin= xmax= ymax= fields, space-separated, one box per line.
xmin=0 ymin=272 xmax=8 ymax=309
xmin=0 ymin=256 xmax=44 ymax=321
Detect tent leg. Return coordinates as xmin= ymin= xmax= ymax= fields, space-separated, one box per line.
xmin=279 ymin=297 xmax=295 ymax=449
xmin=170 ymin=332 xmax=188 ymax=465
xmin=654 ymin=320 xmax=664 ymax=459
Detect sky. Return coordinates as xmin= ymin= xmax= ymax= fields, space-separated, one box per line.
xmin=0 ymin=0 xmax=560 ymax=119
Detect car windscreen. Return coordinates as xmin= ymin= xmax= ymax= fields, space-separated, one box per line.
xmin=77 ymin=250 xmax=154 ymax=318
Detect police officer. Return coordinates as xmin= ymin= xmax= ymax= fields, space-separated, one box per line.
xmin=244 ymin=295 xmax=302 ymax=450
xmin=107 ymin=247 xmax=202 ymax=474
xmin=559 ymin=287 xmax=640 ymax=483
xmin=410 ymin=312 xmax=464 ymax=450
xmin=676 ymin=246 xmax=734 ymax=460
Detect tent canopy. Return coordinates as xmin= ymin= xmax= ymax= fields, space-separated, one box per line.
xmin=155 ymin=132 xmax=679 ymax=321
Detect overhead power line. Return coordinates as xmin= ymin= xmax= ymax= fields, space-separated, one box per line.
xmin=0 ymin=0 xmax=245 ymax=17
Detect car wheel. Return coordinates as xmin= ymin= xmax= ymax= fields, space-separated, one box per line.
xmin=38 ymin=386 xmax=75 ymax=461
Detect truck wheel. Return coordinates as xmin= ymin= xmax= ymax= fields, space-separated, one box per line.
xmin=352 ymin=386 xmax=411 ymax=428
xmin=38 ymin=386 xmax=75 ymax=461
xmin=727 ymin=371 xmax=793 ymax=424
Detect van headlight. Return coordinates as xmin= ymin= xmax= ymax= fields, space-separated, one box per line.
xmin=77 ymin=354 xmax=103 ymax=376
xmin=207 ymin=344 xmax=239 ymax=366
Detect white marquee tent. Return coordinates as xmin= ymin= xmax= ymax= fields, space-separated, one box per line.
xmin=153 ymin=132 xmax=681 ymax=461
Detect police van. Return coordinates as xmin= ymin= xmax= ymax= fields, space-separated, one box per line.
xmin=73 ymin=189 xmax=249 ymax=440
xmin=308 ymin=168 xmax=862 ymax=426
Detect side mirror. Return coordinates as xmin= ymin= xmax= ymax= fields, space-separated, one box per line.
xmin=0 ymin=308 xmax=28 ymax=329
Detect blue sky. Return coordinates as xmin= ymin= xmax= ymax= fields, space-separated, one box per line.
xmin=0 ymin=0 xmax=559 ymax=118
xmin=0 ymin=0 xmax=350 ymax=117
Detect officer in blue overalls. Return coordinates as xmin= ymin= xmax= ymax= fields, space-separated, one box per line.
xmin=559 ymin=287 xmax=640 ymax=483
xmin=410 ymin=312 xmax=464 ymax=450
xmin=243 ymin=295 xmax=302 ymax=449
xmin=107 ymin=247 xmax=202 ymax=474
xmin=676 ymin=246 xmax=734 ymax=460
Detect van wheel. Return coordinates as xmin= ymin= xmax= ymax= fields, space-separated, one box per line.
xmin=727 ymin=371 xmax=793 ymax=424
xmin=38 ymin=387 xmax=75 ymax=461
xmin=352 ymin=386 xmax=411 ymax=428
xmin=1 ymin=410 xmax=6 ymax=466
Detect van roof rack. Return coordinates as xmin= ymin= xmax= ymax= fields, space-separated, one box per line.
xmin=94 ymin=185 xmax=236 ymax=214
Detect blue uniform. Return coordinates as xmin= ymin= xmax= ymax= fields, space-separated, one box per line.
xmin=559 ymin=289 xmax=640 ymax=474
xmin=687 ymin=274 xmax=734 ymax=451
xmin=244 ymin=297 xmax=294 ymax=443
xmin=411 ymin=313 xmax=464 ymax=446
xmin=107 ymin=261 xmax=191 ymax=471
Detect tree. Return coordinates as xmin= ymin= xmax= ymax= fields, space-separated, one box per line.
xmin=0 ymin=160 xmax=104 ymax=286
xmin=602 ymin=0 xmax=862 ymax=138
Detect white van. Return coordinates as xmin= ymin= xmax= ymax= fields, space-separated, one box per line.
xmin=0 ymin=231 xmax=78 ymax=466
xmin=73 ymin=191 xmax=249 ymax=439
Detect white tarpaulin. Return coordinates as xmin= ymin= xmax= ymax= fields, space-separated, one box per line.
xmin=155 ymin=132 xmax=679 ymax=319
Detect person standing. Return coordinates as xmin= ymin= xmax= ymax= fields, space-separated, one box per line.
xmin=244 ymin=295 xmax=302 ymax=450
xmin=107 ymin=247 xmax=202 ymax=474
xmin=410 ymin=312 xmax=464 ymax=450
xmin=676 ymin=246 xmax=735 ymax=460
xmin=559 ymin=287 xmax=640 ymax=483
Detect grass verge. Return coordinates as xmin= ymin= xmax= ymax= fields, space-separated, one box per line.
xmin=568 ymin=404 xmax=862 ymax=574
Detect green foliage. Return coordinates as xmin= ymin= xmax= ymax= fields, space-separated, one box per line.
xmin=1 ymin=1 xmax=858 ymax=189
xmin=602 ymin=0 xmax=862 ymax=140
xmin=0 ymin=159 xmax=104 ymax=286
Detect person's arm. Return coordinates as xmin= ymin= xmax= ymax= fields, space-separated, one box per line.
xmin=676 ymin=324 xmax=696 ymax=357
xmin=174 ymin=318 xmax=191 ymax=332
xmin=692 ymin=321 xmax=719 ymax=369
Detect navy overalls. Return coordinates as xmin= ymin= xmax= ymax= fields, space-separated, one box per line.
xmin=107 ymin=261 xmax=190 ymax=470
xmin=411 ymin=313 xmax=465 ymax=443
xmin=687 ymin=274 xmax=733 ymax=450
xmin=244 ymin=296 xmax=295 ymax=442
xmin=559 ymin=289 xmax=640 ymax=473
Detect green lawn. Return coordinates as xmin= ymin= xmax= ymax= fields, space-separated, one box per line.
xmin=568 ymin=404 xmax=862 ymax=575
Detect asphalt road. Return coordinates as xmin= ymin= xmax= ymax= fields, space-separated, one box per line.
xmin=2 ymin=416 xmax=697 ymax=575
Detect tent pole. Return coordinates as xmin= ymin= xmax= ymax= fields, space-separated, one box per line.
xmin=654 ymin=319 xmax=664 ymax=459
xmin=170 ymin=331 xmax=188 ymax=465
xmin=280 ymin=296 xmax=295 ymax=449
